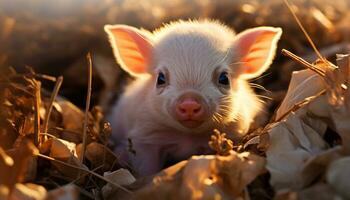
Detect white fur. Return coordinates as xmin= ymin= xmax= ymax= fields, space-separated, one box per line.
xmin=106 ymin=20 xmax=281 ymax=176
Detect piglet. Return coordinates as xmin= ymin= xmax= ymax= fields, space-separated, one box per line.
xmin=104 ymin=20 xmax=282 ymax=176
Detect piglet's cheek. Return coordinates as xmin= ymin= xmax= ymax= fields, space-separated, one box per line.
xmin=166 ymin=99 xmax=176 ymax=119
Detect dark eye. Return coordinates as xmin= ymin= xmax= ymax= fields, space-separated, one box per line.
xmin=218 ymin=72 xmax=229 ymax=86
xmin=156 ymin=72 xmax=166 ymax=86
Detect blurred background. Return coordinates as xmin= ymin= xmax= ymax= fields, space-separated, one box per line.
xmin=0 ymin=0 xmax=349 ymax=115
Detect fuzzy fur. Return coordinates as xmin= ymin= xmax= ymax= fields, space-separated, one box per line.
xmin=105 ymin=20 xmax=282 ymax=176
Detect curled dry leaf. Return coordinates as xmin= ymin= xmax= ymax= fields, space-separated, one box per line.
xmin=265 ymin=55 xmax=350 ymax=196
xmin=101 ymin=168 xmax=136 ymax=200
xmin=44 ymin=138 xmax=88 ymax=180
xmin=134 ymin=151 xmax=266 ymax=200
xmin=266 ymin=112 xmax=328 ymax=190
xmin=275 ymin=69 xmax=325 ymax=120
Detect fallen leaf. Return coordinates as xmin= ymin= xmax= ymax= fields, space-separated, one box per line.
xmin=266 ymin=112 xmax=327 ymax=190
xmin=46 ymin=138 xmax=88 ymax=180
xmin=134 ymin=151 xmax=266 ymax=200
xmin=76 ymin=142 xmax=120 ymax=170
xmin=275 ymin=69 xmax=325 ymax=120
xmin=101 ymin=168 xmax=136 ymax=200
xmin=0 ymin=141 xmax=38 ymax=194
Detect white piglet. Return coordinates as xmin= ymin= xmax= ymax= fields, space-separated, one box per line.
xmin=105 ymin=20 xmax=282 ymax=176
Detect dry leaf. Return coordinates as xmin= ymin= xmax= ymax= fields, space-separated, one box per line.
xmin=76 ymin=142 xmax=120 ymax=170
xmin=10 ymin=183 xmax=46 ymax=200
xmin=104 ymin=169 xmax=136 ymax=186
xmin=134 ymin=151 xmax=265 ymax=200
xmin=56 ymin=101 xmax=84 ymax=143
xmin=266 ymin=54 xmax=350 ymax=195
xmin=266 ymin=112 xmax=328 ymax=190
xmin=275 ymin=69 xmax=325 ymax=120
xmin=0 ymin=141 xmax=38 ymax=194
xmin=101 ymin=169 xmax=136 ymax=199
xmin=301 ymin=147 xmax=343 ymax=187
xmin=46 ymin=138 xmax=87 ymax=180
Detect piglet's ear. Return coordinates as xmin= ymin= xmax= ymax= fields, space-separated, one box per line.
xmin=233 ymin=27 xmax=282 ymax=79
xmin=104 ymin=25 xmax=153 ymax=76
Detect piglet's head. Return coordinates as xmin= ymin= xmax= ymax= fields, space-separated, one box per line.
xmin=105 ymin=21 xmax=282 ymax=133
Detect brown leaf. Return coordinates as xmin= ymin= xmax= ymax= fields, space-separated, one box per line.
xmin=266 ymin=112 xmax=328 ymax=190
xmin=9 ymin=183 xmax=46 ymax=200
xmin=46 ymin=138 xmax=88 ymax=180
xmin=76 ymin=142 xmax=120 ymax=170
xmin=101 ymin=169 xmax=136 ymax=199
xmin=57 ymin=101 xmax=84 ymax=134
xmin=0 ymin=141 xmax=38 ymax=194
xmin=134 ymin=151 xmax=265 ymax=200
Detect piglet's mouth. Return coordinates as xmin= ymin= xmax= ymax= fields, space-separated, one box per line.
xmin=179 ymin=119 xmax=204 ymax=128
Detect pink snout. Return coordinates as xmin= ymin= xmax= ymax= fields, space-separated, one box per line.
xmin=176 ymin=99 xmax=203 ymax=120
xmin=174 ymin=94 xmax=207 ymax=128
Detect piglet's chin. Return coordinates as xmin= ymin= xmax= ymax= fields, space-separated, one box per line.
xmin=179 ymin=119 xmax=204 ymax=128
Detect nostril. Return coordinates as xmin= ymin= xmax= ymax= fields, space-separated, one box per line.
xmin=178 ymin=107 xmax=187 ymax=114
xmin=193 ymin=106 xmax=201 ymax=114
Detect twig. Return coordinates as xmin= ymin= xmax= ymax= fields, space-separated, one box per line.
xmin=283 ymin=0 xmax=325 ymax=62
xmin=39 ymin=132 xmax=58 ymax=139
xmin=255 ymin=90 xmax=327 ymax=137
xmin=80 ymin=53 xmax=93 ymax=164
xmin=37 ymin=154 xmax=132 ymax=194
xmin=281 ymin=49 xmax=326 ymax=77
xmin=34 ymin=74 xmax=57 ymax=82
xmin=274 ymin=89 xmax=326 ymax=122
xmin=42 ymin=76 xmax=63 ymax=134
xmin=34 ymin=80 xmax=41 ymax=146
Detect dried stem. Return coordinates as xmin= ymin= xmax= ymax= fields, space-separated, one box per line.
xmin=80 ymin=53 xmax=93 ymax=164
xmin=281 ymin=49 xmax=325 ymax=77
xmin=274 ymin=89 xmax=326 ymax=122
xmin=37 ymin=154 xmax=132 ymax=194
xmin=42 ymin=76 xmax=63 ymax=134
xmin=34 ymin=80 xmax=41 ymax=146
xmin=283 ymin=0 xmax=325 ymax=62
xmin=34 ymin=73 xmax=57 ymax=82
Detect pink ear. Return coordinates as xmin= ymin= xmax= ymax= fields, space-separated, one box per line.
xmin=234 ymin=27 xmax=282 ymax=79
xmin=104 ymin=25 xmax=153 ymax=76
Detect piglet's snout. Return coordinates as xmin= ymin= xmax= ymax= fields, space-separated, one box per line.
xmin=177 ymin=98 xmax=203 ymax=118
xmin=174 ymin=93 xmax=208 ymax=128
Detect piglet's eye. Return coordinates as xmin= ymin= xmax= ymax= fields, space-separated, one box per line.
xmin=156 ymin=72 xmax=166 ymax=86
xmin=218 ymin=72 xmax=229 ymax=86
